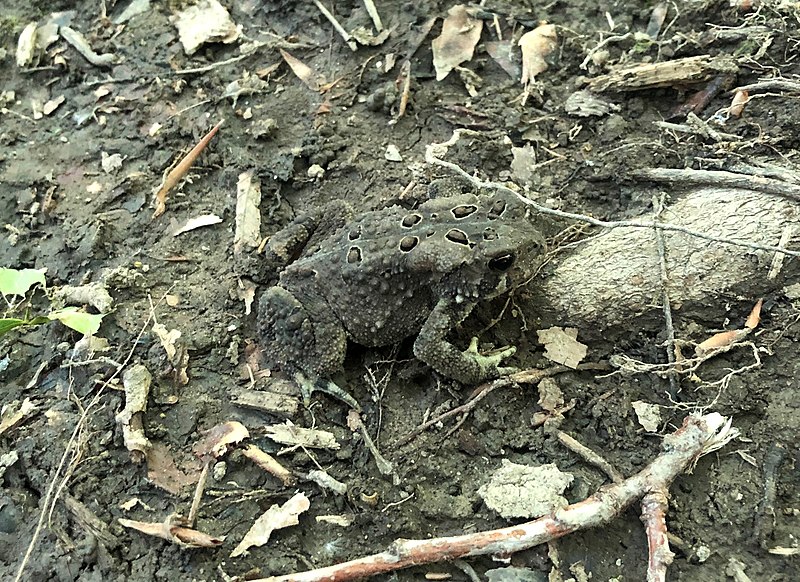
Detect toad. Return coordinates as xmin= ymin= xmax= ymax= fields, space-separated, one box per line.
xmin=258 ymin=190 xmax=545 ymax=408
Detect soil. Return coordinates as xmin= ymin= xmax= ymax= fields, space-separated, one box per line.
xmin=1 ymin=1 xmax=798 ymax=581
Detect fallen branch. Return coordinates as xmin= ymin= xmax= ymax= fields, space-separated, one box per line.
xmin=253 ymin=413 xmax=738 ymax=582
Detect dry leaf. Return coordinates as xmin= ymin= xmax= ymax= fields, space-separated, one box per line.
xmin=172 ymin=214 xmax=223 ymax=236
xmin=519 ymin=23 xmax=557 ymax=88
xmin=193 ymin=421 xmax=250 ymax=460
xmin=119 ymin=517 xmax=224 ymax=548
xmin=485 ymin=40 xmax=521 ymax=80
xmin=152 ymin=323 xmax=181 ymax=361
xmin=536 ymin=326 xmax=587 ymax=368
xmin=145 ymin=442 xmax=200 ymax=494
xmin=280 ymin=49 xmax=324 ymax=92
xmin=171 ymin=0 xmax=239 ymax=56
xmin=632 ymin=401 xmax=662 ymax=432
xmin=432 ymin=5 xmax=483 ymax=81
xmin=234 ymin=171 xmax=261 ymax=255
xmin=0 ymin=398 xmax=38 ymax=437
xmin=230 ymin=492 xmax=310 ymax=557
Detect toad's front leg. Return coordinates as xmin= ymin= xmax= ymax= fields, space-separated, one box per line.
xmin=413 ymin=298 xmax=517 ymax=385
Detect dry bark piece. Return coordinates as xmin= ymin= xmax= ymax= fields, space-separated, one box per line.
xmin=632 ymin=401 xmax=662 ymax=432
xmin=230 ymin=492 xmax=310 ymax=557
xmin=230 ymin=385 xmax=300 ymax=418
xmin=0 ymin=398 xmax=38 ymax=436
xmin=234 ymin=171 xmax=262 ymax=255
xmin=116 ymin=364 xmax=152 ymax=459
xmin=264 ymin=422 xmax=340 ymax=450
xmin=432 ymin=5 xmax=483 ymax=81
xmin=589 ymin=55 xmax=738 ymax=92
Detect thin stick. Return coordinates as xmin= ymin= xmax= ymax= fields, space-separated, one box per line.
xmin=653 ymin=195 xmax=680 ymax=398
xmin=425 ymin=129 xmax=800 ymax=258
xmin=361 ymin=0 xmax=383 ymax=32
xmin=188 ymin=461 xmax=210 ymax=527
xmin=632 ymin=167 xmax=800 ymax=202
xmin=556 ymin=430 xmax=625 ymax=483
xmin=251 ymin=413 xmax=737 ymax=582
xmin=312 ymin=0 xmax=357 ymax=51
xmin=395 ymin=365 xmax=570 ymax=447
xmin=152 ymin=119 xmax=224 ymax=218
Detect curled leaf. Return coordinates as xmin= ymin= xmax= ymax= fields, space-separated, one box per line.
xmin=48 ymin=307 xmax=104 ymax=336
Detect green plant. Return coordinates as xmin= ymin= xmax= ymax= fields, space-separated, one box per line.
xmin=0 ymin=268 xmax=104 ymax=336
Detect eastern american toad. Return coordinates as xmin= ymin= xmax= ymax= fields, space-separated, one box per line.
xmin=258 ymin=190 xmax=545 ymax=408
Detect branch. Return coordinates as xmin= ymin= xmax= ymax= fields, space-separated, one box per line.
xmin=252 ymin=414 xmax=738 ymax=582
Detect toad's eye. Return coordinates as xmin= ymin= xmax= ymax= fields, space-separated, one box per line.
xmin=489 ymin=252 xmax=515 ymax=272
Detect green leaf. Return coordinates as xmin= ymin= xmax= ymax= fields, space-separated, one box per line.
xmin=0 ymin=268 xmax=47 ymax=297
xmin=48 ymin=307 xmax=104 ymax=336
xmin=0 ymin=318 xmax=29 ymax=335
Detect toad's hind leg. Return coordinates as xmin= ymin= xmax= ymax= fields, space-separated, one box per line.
xmin=259 ymin=286 xmax=360 ymax=409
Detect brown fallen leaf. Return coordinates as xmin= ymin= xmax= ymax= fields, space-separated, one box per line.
xmin=0 ymin=398 xmax=38 ymax=437
xmin=230 ymin=492 xmax=310 ymax=557
xmin=432 ymin=5 xmax=483 ymax=81
xmin=145 ymin=442 xmax=201 ymax=495
xmin=519 ymin=23 xmax=557 ymax=93
xmin=279 ymin=49 xmax=324 ymax=92
xmin=152 ymin=119 xmax=224 ymax=219
xmin=234 ymin=170 xmax=262 ymax=255
xmin=119 ymin=516 xmax=224 ymax=548
xmin=193 ymin=420 xmax=250 ymax=461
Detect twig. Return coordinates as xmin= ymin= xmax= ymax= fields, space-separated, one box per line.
xmin=426 ymin=130 xmax=800 ymax=258
xmin=652 ymin=195 xmax=680 ymax=399
xmin=361 ymin=0 xmax=383 ymax=32
xmin=188 ymin=460 xmax=210 ymax=527
xmin=732 ymin=79 xmax=800 ymax=94
xmin=395 ymin=365 xmax=571 ymax=447
xmin=767 ymin=225 xmax=794 ymax=280
xmin=556 ymin=430 xmax=625 ymax=483
xmin=251 ymin=413 xmax=738 ymax=582
xmin=632 ymin=167 xmax=800 ymax=202
xmin=641 ymin=489 xmax=674 ymax=582
xmin=312 ymin=0 xmax=357 ymax=51
xmin=152 ymin=119 xmax=224 ymax=218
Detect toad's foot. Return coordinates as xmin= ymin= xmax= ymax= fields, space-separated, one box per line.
xmin=465 ymin=337 xmax=518 ymax=378
xmin=294 ymin=371 xmax=362 ymax=411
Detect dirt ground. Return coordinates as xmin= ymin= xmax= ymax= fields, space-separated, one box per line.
xmin=1 ymin=0 xmax=798 ymax=580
